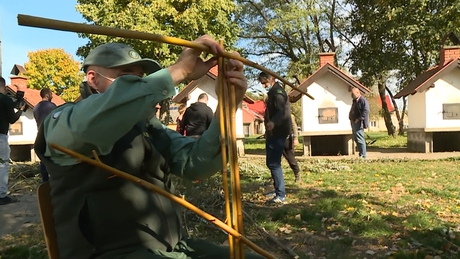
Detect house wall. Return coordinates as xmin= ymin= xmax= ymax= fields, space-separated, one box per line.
xmin=8 ymin=109 xmax=38 ymax=145
xmin=185 ymin=77 xmax=244 ymax=138
xmin=408 ymin=92 xmax=427 ymax=128
xmin=301 ymin=73 xmax=353 ymax=135
xmin=425 ymin=73 xmax=460 ymax=129
xmin=368 ymin=113 xmax=409 ymax=132
xmin=8 ymin=109 xmax=38 ymax=162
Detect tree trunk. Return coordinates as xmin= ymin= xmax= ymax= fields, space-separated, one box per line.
xmin=399 ymin=97 xmax=407 ymax=135
xmin=378 ymin=80 xmax=395 ymax=137
xmin=385 ymin=86 xmax=406 ymax=136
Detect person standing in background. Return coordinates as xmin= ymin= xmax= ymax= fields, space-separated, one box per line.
xmin=259 ymin=72 xmax=291 ymax=204
xmin=349 ymin=87 xmax=370 ymax=159
xmin=180 ymin=93 xmax=213 ymax=137
xmin=33 ymin=88 xmax=57 ymax=182
xmin=0 ymin=77 xmax=25 ymax=205
xmin=176 ymin=103 xmax=187 ymax=135
xmin=283 ymin=114 xmax=301 ymax=182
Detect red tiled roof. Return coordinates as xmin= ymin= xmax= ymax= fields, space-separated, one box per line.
xmin=6 ymin=85 xmax=66 ymax=108
xmin=245 ymin=100 xmax=265 ymax=117
xmin=371 ymin=95 xmax=394 ymax=112
xmin=289 ymin=63 xmax=371 ymax=102
xmin=242 ymin=106 xmax=264 ymax=123
xmin=394 ymin=59 xmax=459 ymax=98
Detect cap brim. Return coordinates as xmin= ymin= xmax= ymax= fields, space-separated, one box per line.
xmin=109 ymin=58 xmax=162 ymax=75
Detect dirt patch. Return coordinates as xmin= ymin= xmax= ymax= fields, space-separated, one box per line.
xmin=0 ymin=193 xmax=41 ymax=238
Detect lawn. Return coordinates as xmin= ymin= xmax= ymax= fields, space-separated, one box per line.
xmin=2 ymin=155 xmax=460 ymax=259
xmin=244 ymin=131 xmax=408 ymax=156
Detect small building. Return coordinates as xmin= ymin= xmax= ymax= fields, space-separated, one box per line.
xmin=241 ymin=100 xmax=264 ymax=136
xmin=6 ymin=65 xmax=65 ymax=161
xmin=172 ymin=66 xmax=253 ymax=156
xmin=367 ymin=95 xmax=408 ymax=132
xmin=289 ymin=53 xmax=371 ymax=156
xmin=394 ymin=46 xmax=460 ymax=152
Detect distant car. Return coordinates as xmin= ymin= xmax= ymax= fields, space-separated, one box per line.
xmin=297 ymin=126 xmax=301 ymax=132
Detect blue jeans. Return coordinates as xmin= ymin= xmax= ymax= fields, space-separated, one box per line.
xmin=266 ymin=137 xmax=286 ymax=198
xmin=40 ymin=162 xmax=49 ymax=182
xmin=351 ymin=121 xmax=366 ymax=158
xmin=0 ymin=134 xmax=11 ymax=198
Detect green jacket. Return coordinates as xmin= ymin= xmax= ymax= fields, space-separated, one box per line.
xmin=35 ymin=69 xmax=224 ymax=258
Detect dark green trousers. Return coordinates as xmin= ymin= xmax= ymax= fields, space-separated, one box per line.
xmin=111 ymin=239 xmax=266 ymax=259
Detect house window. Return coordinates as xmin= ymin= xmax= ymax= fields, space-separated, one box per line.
xmin=370 ymin=121 xmax=377 ymax=127
xmin=443 ymin=103 xmax=460 ymax=120
xmin=9 ymin=121 xmax=23 ymax=135
xmin=318 ymin=107 xmax=338 ymax=124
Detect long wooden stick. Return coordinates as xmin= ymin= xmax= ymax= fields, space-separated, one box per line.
xmin=217 ymin=40 xmax=235 ymax=259
xmin=50 ymin=143 xmax=276 ymax=259
xmin=226 ymin=62 xmax=245 ymax=259
xmin=17 ymin=14 xmax=314 ymax=100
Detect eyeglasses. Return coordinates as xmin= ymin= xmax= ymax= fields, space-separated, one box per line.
xmin=95 ymin=71 xmax=115 ymax=82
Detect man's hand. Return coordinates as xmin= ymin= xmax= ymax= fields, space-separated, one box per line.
xmin=354 ymin=119 xmax=359 ymax=123
xmin=266 ymin=121 xmax=274 ymax=131
xmin=293 ymin=138 xmax=299 ymax=147
xmin=223 ymin=52 xmax=247 ymax=105
xmin=168 ymin=35 xmax=224 ymax=84
xmin=19 ymin=103 xmax=27 ymax=111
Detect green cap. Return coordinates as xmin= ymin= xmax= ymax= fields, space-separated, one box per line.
xmin=83 ymin=43 xmax=161 ymax=74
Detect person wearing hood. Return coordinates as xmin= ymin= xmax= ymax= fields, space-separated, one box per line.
xmin=180 ymin=93 xmax=213 ymax=137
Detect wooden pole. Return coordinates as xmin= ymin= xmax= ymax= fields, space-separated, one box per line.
xmin=217 ymin=39 xmax=235 ymax=259
xmin=17 ymin=14 xmax=314 ymax=100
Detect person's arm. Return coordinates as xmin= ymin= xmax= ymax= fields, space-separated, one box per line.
xmin=5 ymin=98 xmax=22 ymax=124
xmin=180 ymin=109 xmax=188 ymax=135
xmin=206 ymin=107 xmax=213 ymax=129
xmin=44 ymin=70 xmax=176 ymax=165
xmin=358 ymin=98 xmax=369 ymax=122
xmin=291 ymin=114 xmax=298 ymax=138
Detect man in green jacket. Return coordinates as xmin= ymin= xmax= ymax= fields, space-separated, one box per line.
xmin=35 ymin=35 xmax=263 ymax=259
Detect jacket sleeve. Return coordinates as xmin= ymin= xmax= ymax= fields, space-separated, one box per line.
xmin=180 ymin=108 xmax=189 ymax=135
xmin=163 ymin=118 xmax=224 ymax=181
xmin=5 ymin=98 xmax=22 ymax=124
xmin=291 ymin=114 xmax=299 ymax=137
xmin=43 ymin=69 xmax=177 ymax=166
xmin=358 ymin=98 xmax=370 ymax=122
xmin=206 ymin=107 xmax=213 ymax=129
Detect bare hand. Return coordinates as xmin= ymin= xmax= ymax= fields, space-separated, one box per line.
xmin=168 ymin=35 xmax=224 ymax=83
xmin=223 ymin=52 xmax=247 ymax=105
xmin=266 ymin=122 xmax=274 ymax=131
xmin=293 ymin=138 xmax=299 ymax=146
xmin=354 ymin=119 xmax=359 ymax=123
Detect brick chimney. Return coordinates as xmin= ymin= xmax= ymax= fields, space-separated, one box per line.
xmin=9 ymin=76 xmax=28 ymax=92
xmin=319 ymin=52 xmax=335 ymax=67
xmin=440 ymin=46 xmax=460 ymax=65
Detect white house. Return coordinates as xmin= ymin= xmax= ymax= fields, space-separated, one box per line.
xmin=172 ymin=66 xmax=253 ymax=156
xmin=394 ymin=46 xmax=460 ymax=152
xmin=289 ymin=53 xmax=371 ymax=156
xmin=6 ymin=65 xmax=65 ymax=161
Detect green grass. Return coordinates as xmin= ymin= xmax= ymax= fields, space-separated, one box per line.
xmin=244 ymin=131 xmax=408 ymax=156
xmin=3 ymin=157 xmax=460 ymax=258
xmin=367 ymin=131 xmax=408 ymax=148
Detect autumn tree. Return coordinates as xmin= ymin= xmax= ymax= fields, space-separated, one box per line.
xmin=75 ymin=0 xmax=239 ymax=124
xmin=24 ymin=48 xmax=84 ymax=102
xmin=235 ymin=0 xmax=347 ymax=80
xmin=345 ymin=0 xmax=460 ymax=135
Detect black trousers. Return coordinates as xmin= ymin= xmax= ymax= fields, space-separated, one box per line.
xmin=282 ymin=135 xmax=299 ymax=175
